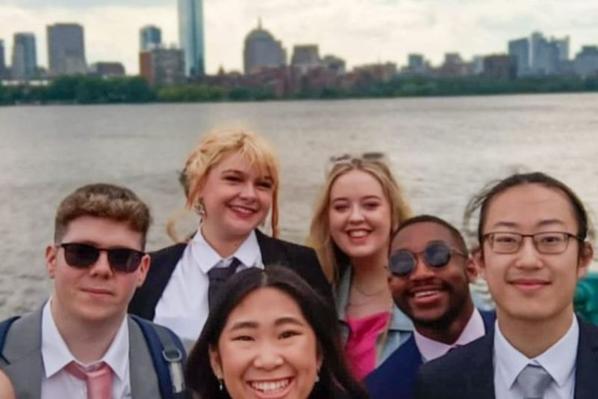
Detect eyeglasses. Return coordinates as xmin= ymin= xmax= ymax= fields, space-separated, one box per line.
xmin=389 ymin=241 xmax=466 ymax=277
xmin=59 ymin=243 xmax=145 ymax=273
xmin=482 ymin=232 xmax=582 ymax=254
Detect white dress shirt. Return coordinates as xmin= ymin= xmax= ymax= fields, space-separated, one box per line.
xmin=154 ymin=230 xmax=263 ymax=346
xmin=41 ymin=300 xmax=131 ymax=399
xmin=494 ymin=316 xmax=578 ymax=399
xmin=414 ymin=308 xmax=486 ymax=362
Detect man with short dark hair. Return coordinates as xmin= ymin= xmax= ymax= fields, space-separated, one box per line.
xmin=0 ymin=183 xmax=186 ymax=398
xmin=366 ymin=214 xmax=493 ymax=399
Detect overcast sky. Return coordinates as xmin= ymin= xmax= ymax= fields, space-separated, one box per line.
xmin=1 ymin=0 xmax=597 ymax=75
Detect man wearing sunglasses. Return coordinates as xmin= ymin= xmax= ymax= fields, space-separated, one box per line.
xmin=415 ymin=172 xmax=598 ymax=399
xmin=0 ymin=183 xmax=186 ymax=398
xmin=366 ymin=214 xmax=494 ymax=399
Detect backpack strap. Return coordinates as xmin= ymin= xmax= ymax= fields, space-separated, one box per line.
xmin=0 ymin=316 xmax=21 ymax=365
xmin=130 ymin=315 xmax=187 ymax=399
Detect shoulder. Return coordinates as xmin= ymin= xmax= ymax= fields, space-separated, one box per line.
xmin=149 ymin=243 xmax=188 ymax=264
xmin=0 ymin=370 xmax=15 ymax=399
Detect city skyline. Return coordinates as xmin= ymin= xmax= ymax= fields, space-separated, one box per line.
xmin=1 ymin=0 xmax=597 ymax=75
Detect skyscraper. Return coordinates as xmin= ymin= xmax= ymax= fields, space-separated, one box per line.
xmin=243 ymin=20 xmax=286 ymax=75
xmin=178 ymin=0 xmax=205 ymax=77
xmin=47 ymin=23 xmax=87 ymax=77
xmin=11 ymin=33 xmax=37 ymax=80
xmin=508 ymin=37 xmax=530 ymax=77
xmin=0 ymin=39 xmax=7 ymax=78
xmin=140 ymin=25 xmax=162 ymax=51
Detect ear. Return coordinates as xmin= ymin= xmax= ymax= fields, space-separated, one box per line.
xmin=136 ymin=254 xmax=151 ymax=287
xmin=471 ymin=247 xmax=486 ymax=279
xmin=464 ymin=255 xmax=478 ymax=283
xmin=46 ymin=245 xmax=58 ymax=279
xmin=577 ymin=242 xmax=594 ymax=279
xmin=209 ymin=346 xmax=223 ymax=380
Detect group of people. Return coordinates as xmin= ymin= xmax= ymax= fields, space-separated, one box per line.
xmin=0 ymin=128 xmax=595 ymax=399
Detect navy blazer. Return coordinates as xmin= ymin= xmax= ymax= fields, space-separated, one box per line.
xmin=129 ymin=229 xmax=332 ymax=320
xmin=365 ymin=311 xmax=495 ymax=399
xmin=414 ymin=317 xmax=598 ymax=399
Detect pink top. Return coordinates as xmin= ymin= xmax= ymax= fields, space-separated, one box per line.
xmin=345 ymin=311 xmax=391 ymax=380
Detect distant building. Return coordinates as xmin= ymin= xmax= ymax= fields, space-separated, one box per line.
xmin=140 ymin=25 xmax=162 ymax=51
xmin=437 ymin=52 xmax=471 ymax=77
xmin=482 ymin=54 xmax=516 ymax=80
xmin=243 ymin=20 xmax=286 ymax=75
xmin=353 ymin=62 xmax=397 ymax=82
xmin=573 ymin=46 xmax=598 ymax=77
xmin=140 ymin=47 xmax=185 ymax=86
xmin=508 ymin=38 xmax=530 ymax=77
xmin=291 ymin=45 xmax=321 ymax=75
xmin=0 ymin=39 xmax=7 ymax=79
xmin=11 ymin=32 xmax=37 ymax=80
xmin=178 ymin=0 xmax=205 ymax=77
xmin=406 ymin=53 xmax=428 ymax=75
xmin=89 ymin=62 xmax=126 ymax=78
xmin=322 ymin=55 xmax=346 ymax=75
xmin=47 ymin=23 xmax=87 ymax=77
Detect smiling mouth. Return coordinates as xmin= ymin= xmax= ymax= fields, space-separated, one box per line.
xmin=347 ymin=229 xmax=370 ymax=238
xmin=248 ymin=378 xmax=292 ymax=396
xmin=230 ymin=204 xmax=258 ymax=215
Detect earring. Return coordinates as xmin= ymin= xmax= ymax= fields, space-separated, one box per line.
xmin=315 ymin=372 xmax=320 ymax=383
xmin=194 ymin=198 xmax=206 ymax=217
xmin=218 ymin=379 xmax=223 ymax=391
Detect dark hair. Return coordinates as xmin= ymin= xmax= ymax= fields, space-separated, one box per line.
xmin=464 ymin=172 xmax=590 ymax=245
xmin=54 ymin=183 xmax=152 ymax=248
xmin=185 ymin=266 xmax=368 ymax=399
xmin=391 ymin=214 xmax=468 ymax=256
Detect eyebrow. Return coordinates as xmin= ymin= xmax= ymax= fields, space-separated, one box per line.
xmin=489 ymin=219 xmax=567 ymax=230
xmin=227 ymin=317 xmax=306 ymax=331
xmin=221 ymin=169 xmax=273 ymax=181
xmin=331 ymin=195 xmax=381 ymax=202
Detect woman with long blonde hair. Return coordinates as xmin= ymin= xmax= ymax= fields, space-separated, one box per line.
xmin=309 ymin=153 xmax=413 ymax=379
xmin=129 ymin=129 xmax=331 ymax=345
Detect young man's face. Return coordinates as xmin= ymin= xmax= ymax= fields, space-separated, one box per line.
xmin=46 ymin=216 xmax=150 ymax=325
xmin=476 ymin=183 xmax=593 ymax=325
xmin=388 ymin=221 xmax=476 ymax=329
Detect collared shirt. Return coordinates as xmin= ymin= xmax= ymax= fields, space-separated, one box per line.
xmin=41 ymin=300 xmax=131 ymax=399
xmin=154 ymin=230 xmax=262 ymax=346
xmin=494 ymin=316 xmax=578 ymax=399
xmin=414 ymin=308 xmax=486 ymax=362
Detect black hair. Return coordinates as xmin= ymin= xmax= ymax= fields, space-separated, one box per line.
xmin=185 ymin=266 xmax=368 ymax=399
xmin=391 ymin=214 xmax=468 ymax=256
xmin=464 ymin=171 xmax=590 ymax=245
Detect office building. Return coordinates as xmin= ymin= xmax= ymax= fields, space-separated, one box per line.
xmin=508 ymin=38 xmax=530 ymax=77
xmin=574 ymin=46 xmax=598 ymax=77
xmin=322 ymin=55 xmax=346 ymax=75
xmin=0 ymin=39 xmax=7 ymax=78
xmin=89 ymin=62 xmax=126 ymax=77
xmin=140 ymin=25 xmax=162 ymax=51
xmin=291 ymin=45 xmax=321 ymax=75
xmin=178 ymin=0 xmax=205 ymax=77
xmin=482 ymin=54 xmax=516 ymax=79
xmin=243 ymin=20 xmax=286 ymax=75
xmin=47 ymin=23 xmax=87 ymax=76
xmin=11 ymin=33 xmax=37 ymax=80
xmin=140 ymin=47 xmax=185 ymax=86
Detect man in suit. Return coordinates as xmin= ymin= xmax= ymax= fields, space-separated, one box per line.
xmin=0 ymin=183 xmax=185 ymax=398
xmin=365 ymin=215 xmax=493 ymax=399
xmin=416 ymin=172 xmax=598 ymax=399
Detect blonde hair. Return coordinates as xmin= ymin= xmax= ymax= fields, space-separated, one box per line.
xmin=308 ymin=158 xmax=412 ymax=283
xmin=178 ymin=129 xmax=280 ymax=238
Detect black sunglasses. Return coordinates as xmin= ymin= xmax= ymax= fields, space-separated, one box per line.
xmin=59 ymin=243 xmax=145 ymax=273
xmin=389 ymin=241 xmax=465 ymax=277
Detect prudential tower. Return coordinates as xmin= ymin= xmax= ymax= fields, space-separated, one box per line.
xmin=178 ymin=0 xmax=205 ymax=77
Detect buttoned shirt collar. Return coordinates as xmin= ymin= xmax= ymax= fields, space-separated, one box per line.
xmin=414 ymin=308 xmax=486 ymax=362
xmin=41 ymin=300 xmax=129 ymax=383
xmin=494 ymin=316 xmax=578 ymax=389
xmin=191 ymin=229 xmax=262 ymax=272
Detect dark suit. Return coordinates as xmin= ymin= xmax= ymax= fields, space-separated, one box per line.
xmin=414 ymin=317 xmax=598 ymax=399
xmin=365 ymin=311 xmax=495 ymax=399
xmin=129 ymin=229 xmax=332 ymax=320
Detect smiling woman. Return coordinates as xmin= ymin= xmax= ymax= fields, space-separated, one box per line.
xmin=185 ymin=266 xmax=368 ymax=399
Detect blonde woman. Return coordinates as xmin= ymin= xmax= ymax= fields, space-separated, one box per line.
xmin=129 ymin=129 xmax=331 ymax=345
xmin=309 ymin=153 xmax=413 ymax=379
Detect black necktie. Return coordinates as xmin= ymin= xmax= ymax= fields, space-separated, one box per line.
xmin=207 ymin=258 xmax=241 ymax=311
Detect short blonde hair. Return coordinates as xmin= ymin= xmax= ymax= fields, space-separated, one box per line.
xmin=308 ymin=157 xmax=412 ymax=283
xmin=182 ymin=129 xmax=280 ymax=237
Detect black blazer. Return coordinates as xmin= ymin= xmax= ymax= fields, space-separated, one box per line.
xmin=414 ymin=318 xmax=598 ymax=399
xmin=129 ymin=229 xmax=332 ymax=320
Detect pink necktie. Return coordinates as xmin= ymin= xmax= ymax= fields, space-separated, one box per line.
xmin=65 ymin=361 xmax=113 ymax=399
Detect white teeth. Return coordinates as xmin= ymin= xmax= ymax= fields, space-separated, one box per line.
xmin=251 ymin=379 xmax=290 ymax=392
xmin=414 ymin=290 xmax=439 ymax=298
xmin=348 ymin=230 xmax=368 ymax=238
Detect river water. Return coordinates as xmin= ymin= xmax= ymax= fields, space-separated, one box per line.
xmin=1 ymin=93 xmax=598 ymax=317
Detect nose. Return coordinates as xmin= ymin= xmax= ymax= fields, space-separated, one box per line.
xmin=89 ymin=251 xmax=113 ymax=278
xmin=410 ymin=255 xmax=435 ymax=280
xmin=253 ymin=343 xmax=284 ymax=370
xmin=514 ymin=236 xmax=543 ymax=269
xmin=348 ymin=204 xmax=365 ymax=223
xmin=240 ymin=182 xmax=257 ymax=199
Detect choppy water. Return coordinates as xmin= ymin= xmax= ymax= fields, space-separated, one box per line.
xmin=2 ymin=93 xmax=598 ymax=317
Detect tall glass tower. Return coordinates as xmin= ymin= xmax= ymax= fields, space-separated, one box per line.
xmin=11 ymin=33 xmax=37 ymax=80
xmin=178 ymin=0 xmax=205 ymax=77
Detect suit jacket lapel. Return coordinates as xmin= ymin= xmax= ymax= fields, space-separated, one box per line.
xmin=574 ymin=319 xmax=598 ymax=399
xmin=464 ymin=331 xmax=496 ymax=399
xmin=256 ymin=229 xmax=287 ymax=266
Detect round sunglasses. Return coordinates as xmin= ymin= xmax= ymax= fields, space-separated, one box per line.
xmin=389 ymin=241 xmax=466 ymax=277
xmin=59 ymin=243 xmax=145 ymax=273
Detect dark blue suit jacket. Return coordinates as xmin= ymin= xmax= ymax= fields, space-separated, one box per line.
xmin=414 ymin=317 xmax=598 ymax=399
xmin=365 ymin=311 xmax=495 ymax=399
